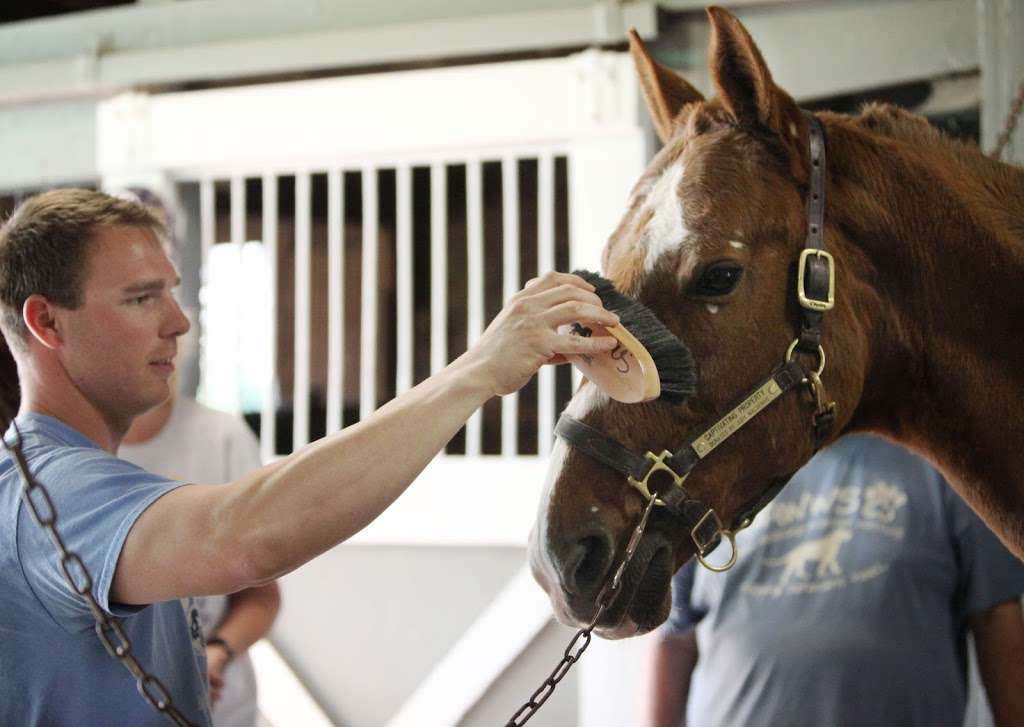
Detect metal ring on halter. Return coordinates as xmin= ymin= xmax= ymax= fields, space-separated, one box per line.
xmin=785 ymin=339 xmax=825 ymax=378
xmin=696 ymin=528 xmax=739 ymax=572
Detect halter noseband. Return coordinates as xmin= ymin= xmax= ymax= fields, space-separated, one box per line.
xmin=555 ymin=112 xmax=836 ymax=572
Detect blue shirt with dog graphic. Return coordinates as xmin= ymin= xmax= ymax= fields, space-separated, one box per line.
xmin=667 ymin=434 xmax=1024 ymax=727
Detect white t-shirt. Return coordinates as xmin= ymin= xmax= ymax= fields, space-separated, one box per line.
xmin=119 ymin=397 xmax=263 ymax=727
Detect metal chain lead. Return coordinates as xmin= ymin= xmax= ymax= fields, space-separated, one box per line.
xmin=504 ymin=496 xmax=658 ymax=727
xmin=1 ymin=414 xmax=198 ymax=727
xmin=990 ymin=79 xmax=1024 ymax=161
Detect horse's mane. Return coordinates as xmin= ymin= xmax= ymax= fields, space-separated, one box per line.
xmin=851 ymin=102 xmax=1023 ymax=180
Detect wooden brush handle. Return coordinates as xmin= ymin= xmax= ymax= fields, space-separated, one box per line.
xmin=558 ymin=322 xmax=661 ymax=403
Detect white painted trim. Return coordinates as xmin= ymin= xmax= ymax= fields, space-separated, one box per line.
xmin=430 ymin=162 xmax=448 ymax=377
xmin=97 ymin=54 xmax=641 ymax=181
xmin=386 ymin=565 xmax=553 ymax=727
xmin=250 ymin=639 xmax=335 ymax=727
xmin=260 ymin=175 xmax=279 ymax=462
xmin=395 ymin=164 xmax=414 ymax=396
xmin=536 ymin=152 xmax=556 ymax=458
xmin=359 ymin=168 xmax=379 ymax=420
xmin=501 ymin=156 xmax=521 ymax=457
xmin=0 ymin=3 xmax=658 ymax=106
xmin=465 ymin=159 xmax=484 ymax=457
xmin=293 ymin=173 xmax=312 ymax=448
xmin=326 ymin=169 xmax=345 ymax=434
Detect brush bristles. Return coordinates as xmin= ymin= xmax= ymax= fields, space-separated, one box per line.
xmin=573 ymin=269 xmax=696 ymax=402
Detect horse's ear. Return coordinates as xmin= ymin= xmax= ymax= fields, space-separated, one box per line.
xmin=706 ymin=7 xmax=803 ymax=138
xmin=628 ymin=29 xmax=705 ymax=145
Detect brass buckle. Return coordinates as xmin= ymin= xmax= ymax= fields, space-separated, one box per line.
xmin=797 ymin=249 xmax=835 ymax=312
xmin=627 ymin=450 xmax=687 ymax=506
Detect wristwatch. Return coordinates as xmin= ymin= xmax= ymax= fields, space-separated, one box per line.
xmin=205 ymin=636 xmax=235 ymax=662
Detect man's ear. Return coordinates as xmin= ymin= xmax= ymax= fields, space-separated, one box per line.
xmin=22 ymin=295 xmax=63 ymax=350
xmin=628 ymin=29 xmax=705 ymax=145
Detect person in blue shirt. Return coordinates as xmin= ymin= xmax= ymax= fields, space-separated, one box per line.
xmin=645 ymin=434 xmax=1024 ymax=727
xmin=0 ymin=188 xmax=621 ymax=726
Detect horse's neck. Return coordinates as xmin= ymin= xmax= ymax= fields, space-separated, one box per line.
xmin=838 ymin=133 xmax=1024 ymax=546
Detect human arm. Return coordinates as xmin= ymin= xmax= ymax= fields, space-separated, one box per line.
xmin=112 ymin=273 xmax=620 ymax=604
xmin=645 ymin=629 xmax=698 ymax=727
xmin=205 ymin=581 xmax=281 ymax=704
xmin=969 ymin=597 xmax=1024 ymax=727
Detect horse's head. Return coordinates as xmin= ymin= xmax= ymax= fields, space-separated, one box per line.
xmin=529 ymin=7 xmax=871 ymax=637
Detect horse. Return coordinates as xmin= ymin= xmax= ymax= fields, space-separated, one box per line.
xmin=528 ymin=5 xmax=1024 ymax=638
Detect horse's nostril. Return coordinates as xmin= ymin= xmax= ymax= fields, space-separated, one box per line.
xmin=565 ymin=533 xmax=612 ymax=597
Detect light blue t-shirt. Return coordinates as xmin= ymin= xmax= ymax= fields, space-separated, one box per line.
xmin=667 ymin=434 xmax=1024 ymax=727
xmin=1 ymin=413 xmax=213 ymax=726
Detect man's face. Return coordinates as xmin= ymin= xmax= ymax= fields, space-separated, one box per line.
xmin=57 ymin=225 xmax=189 ymax=420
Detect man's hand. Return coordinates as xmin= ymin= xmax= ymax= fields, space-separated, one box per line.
xmin=463 ymin=272 xmax=620 ymax=397
xmin=205 ymin=643 xmax=230 ymax=704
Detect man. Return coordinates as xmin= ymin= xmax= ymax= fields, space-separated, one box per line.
xmin=0 ymin=188 xmax=620 ymax=726
xmin=645 ymin=434 xmax=1024 ymax=727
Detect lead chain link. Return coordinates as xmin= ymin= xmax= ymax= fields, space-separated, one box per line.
xmin=1 ymin=416 xmax=198 ymax=727
xmin=504 ymin=497 xmax=658 ymax=726
xmin=991 ymin=79 xmax=1024 ymax=161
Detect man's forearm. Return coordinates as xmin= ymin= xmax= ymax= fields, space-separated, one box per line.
xmin=970 ymin=597 xmax=1024 ymax=727
xmin=224 ymin=354 xmax=494 ymax=584
xmin=646 ymin=631 xmax=698 ymax=727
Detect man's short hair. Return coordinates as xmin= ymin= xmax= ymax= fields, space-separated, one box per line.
xmin=0 ymin=188 xmax=167 ymax=350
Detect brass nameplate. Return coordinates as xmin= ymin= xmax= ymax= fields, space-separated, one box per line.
xmin=691 ymin=379 xmax=783 ymax=458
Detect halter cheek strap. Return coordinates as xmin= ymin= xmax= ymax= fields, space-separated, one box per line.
xmin=554 ymin=112 xmax=836 ymax=573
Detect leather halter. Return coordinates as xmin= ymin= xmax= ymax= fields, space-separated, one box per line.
xmin=555 ymin=112 xmax=836 ymax=572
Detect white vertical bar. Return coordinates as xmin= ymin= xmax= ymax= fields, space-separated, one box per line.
xmin=326 ymin=170 xmax=345 ymax=435
xmin=229 ymin=176 xmax=246 ymax=417
xmin=430 ymin=163 xmax=447 ymax=377
xmin=537 ymin=153 xmax=556 ymax=456
xmin=396 ymin=164 xmax=413 ymax=395
xmin=565 ymin=152 xmax=584 ymax=394
xmin=293 ymin=173 xmax=312 ymax=450
xmin=465 ymin=160 xmax=484 ymax=456
xmin=501 ymin=157 xmax=520 ymax=457
xmin=260 ymin=175 xmax=278 ymax=462
xmin=198 ymin=178 xmax=215 ymax=403
xmin=360 ymin=168 xmax=379 ymax=421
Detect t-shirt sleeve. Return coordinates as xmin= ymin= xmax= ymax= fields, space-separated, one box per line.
xmin=16 ymin=446 xmax=185 ymax=632
xmin=664 ymin=560 xmax=704 ymax=633
xmin=945 ymin=483 xmax=1024 ymax=618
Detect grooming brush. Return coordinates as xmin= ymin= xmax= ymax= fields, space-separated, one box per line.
xmin=559 ymin=269 xmax=696 ymax=404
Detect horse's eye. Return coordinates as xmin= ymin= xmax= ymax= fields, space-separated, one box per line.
xmin=693 ymin=263 xmax=743 ymax=297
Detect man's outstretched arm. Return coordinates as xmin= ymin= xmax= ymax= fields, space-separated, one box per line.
xmin=112 ymin=273 xmax=619 ymax=605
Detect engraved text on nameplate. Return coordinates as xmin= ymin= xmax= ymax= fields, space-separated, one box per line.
xmin=691 ymin=379 xmax=783 ymax=458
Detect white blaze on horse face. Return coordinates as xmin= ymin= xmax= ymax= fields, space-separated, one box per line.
xmin=566 ymin=381 xmax=610 ymax=420
xmin=541 ymin=385 xmax=608 ymax=503
xmin=640 ymin=162 xmax=696 ymax=277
